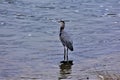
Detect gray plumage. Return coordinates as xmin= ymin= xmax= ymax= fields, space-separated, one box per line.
xmin=59 ymin=31 xmax=73 ymax=51
xmin=59 ymin=20 xmax=73 ymax=61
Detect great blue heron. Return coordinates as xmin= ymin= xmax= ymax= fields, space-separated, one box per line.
xmin=59 ymin=20 xmax=73 ymax=61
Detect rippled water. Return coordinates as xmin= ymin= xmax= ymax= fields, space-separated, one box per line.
xmin=0 ymin=0 xmax=120 ymax=80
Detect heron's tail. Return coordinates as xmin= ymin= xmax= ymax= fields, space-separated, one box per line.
xmin=70 ymin=46 xmax=73 ymax=51
xmin=66 ymin=42 xmax=73 ymax=51
xmin=68 ymin=45 xmax=73 ymax=51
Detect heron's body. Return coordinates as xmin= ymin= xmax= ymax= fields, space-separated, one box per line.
xmin=59 ymin=31 xmax=73 ymax=51
xmin=59 ymin=21 xmax=73 ymax=61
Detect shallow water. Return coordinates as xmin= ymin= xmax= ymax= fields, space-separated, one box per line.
xmin=0 ymin=0 xmax=120 ymax=80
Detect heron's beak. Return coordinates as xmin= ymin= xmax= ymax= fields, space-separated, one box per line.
xmin=58 ymin=21 xmax=61 ymax=23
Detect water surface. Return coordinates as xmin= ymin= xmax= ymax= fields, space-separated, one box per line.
xmin=0 ymin=0 xmax=120 ymax=80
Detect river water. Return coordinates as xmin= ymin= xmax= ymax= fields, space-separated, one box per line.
xmin=0 ymin=0 xmax=120 ymax=80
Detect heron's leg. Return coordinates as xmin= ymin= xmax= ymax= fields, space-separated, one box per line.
xmin=64 ymin=46 xmax=66 ymax=61
xmin=67 ymin=48 xmax=68 ymax=61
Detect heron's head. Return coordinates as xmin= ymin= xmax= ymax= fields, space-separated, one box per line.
xmin=58 ymin=20 xmax=65 ymax=32
xmin=59 ymin=20 xmax=65 ymax=23
xmin=58 ymin=20 xmax=65 ymax=25
xmin=58 ymin=20 xmax=65 ymax=28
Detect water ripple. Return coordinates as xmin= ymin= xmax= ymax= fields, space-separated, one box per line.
xmin=0 ymin=0 xmax=120 ymax=79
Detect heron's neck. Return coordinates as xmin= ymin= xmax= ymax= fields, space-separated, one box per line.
xmin=60 ymin=24 xmax=65 ymax=32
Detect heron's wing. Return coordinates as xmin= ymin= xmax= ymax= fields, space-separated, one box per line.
xmin=60 ymin=31 xmax=73 ymax=51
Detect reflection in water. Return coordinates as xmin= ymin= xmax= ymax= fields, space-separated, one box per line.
xmin=58 ymin=62 xmax=73 ymax=80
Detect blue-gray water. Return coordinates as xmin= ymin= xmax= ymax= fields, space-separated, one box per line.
xmin=0 ymin=0 xmax=120 ymax=80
